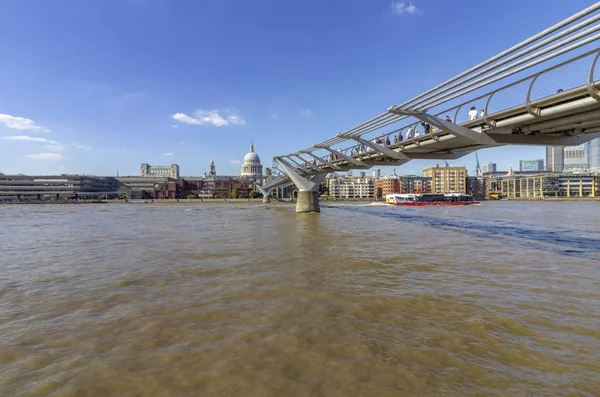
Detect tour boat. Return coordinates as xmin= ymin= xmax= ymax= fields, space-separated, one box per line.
xmin=385 ymin=193 xmax=480 ymax=206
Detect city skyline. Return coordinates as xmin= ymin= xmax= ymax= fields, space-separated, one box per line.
xmin=0 ymin=0 xmax=596 ymax=176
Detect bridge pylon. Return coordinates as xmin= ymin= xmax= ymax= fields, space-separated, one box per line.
xmin=275 ymin=158 xmax=327 ymax=213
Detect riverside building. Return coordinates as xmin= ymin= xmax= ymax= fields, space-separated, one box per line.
xmin=326 ymin=174 xmax=374 ymax=199
xmin=484 ymin=172 xmax=599 ymax=199
xmin=0 ymin=174 xmax=119 ymax=200
xmin=422 ymin=166 xmax=467 ymax=194
xmin=373 ymin=175 xmax=431 ymax=198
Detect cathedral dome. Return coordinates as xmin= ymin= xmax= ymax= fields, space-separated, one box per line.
xmin=243 ymin=148 xmax=260 ymax=163
xmin=241 ymin=142 xmax=263 ymax=180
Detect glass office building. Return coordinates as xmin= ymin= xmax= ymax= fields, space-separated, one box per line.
xmin=519 ymin=159 xmax=544 ymax=172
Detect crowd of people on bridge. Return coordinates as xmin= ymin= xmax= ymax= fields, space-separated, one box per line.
xmin=308 ymin=106 xmax=488 ymax=168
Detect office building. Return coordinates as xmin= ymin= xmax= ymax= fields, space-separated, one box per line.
xmin=422 ymin=166 xmax=467 ymax=193
xmin=545 ymin=146 xmax=564 ymax=173
xmin=372 ymin=168 xmax=381 ymax=178
xmin=482 ymin=162 xmax=497 ymax=174
xmin=0 ymin=174 xmax=119 ymax=200
xmin=519 ymin=159 xmax=544 ymax=172
xmin=563 ymin=143 xmax=590 ymax=172
xmin=140 ymin=163 xmax=179 ymax=179
xmin=590 ymin=138 xmax=600 ymax=170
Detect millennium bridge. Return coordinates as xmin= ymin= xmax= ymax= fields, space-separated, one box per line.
xmin=257 ymin=2 xmax=600 ymax=212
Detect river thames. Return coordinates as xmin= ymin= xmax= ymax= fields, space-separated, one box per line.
xmin=1 ymin=201 xmax=599 ymax=396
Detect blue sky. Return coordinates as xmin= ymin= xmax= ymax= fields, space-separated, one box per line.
xmin=0 ymin=0 xmax=597 ymax=177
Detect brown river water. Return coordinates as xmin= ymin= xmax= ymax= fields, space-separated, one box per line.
xmin=1 ymin=201 xmax=600 ymax=396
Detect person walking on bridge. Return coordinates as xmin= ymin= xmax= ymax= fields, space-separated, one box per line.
xmin=468 ymin=106 xmax=478 ymax=121
xmin=421 ymin=121 xmax=431 ymax=134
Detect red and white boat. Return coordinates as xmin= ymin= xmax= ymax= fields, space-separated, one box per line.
xmin=385 ymin=193 xmax=480 ymax=206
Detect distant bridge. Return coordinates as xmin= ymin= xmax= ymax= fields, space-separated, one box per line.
xmin=258 ymin=2 xmax=600 ymax=212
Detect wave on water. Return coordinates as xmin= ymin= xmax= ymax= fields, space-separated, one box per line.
xmin=336 ymin=205 xmax=600 ymax=260
xmin=323 ymin=201 xmax=390 ymax=208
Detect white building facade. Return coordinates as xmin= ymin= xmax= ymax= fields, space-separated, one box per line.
xmin=140 ymin=163 xmax=179 ymax=178
xmin=327 ymin=175 xmax=374 ymax=199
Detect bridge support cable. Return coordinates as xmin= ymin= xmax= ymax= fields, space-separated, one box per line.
xmin=400 ymin=31 xmax=600 ymax=115
xmin=407 ymin=15 xmax=600 ymax=111
xmin=410 ymin=27 xmax=600 ymax=109
xmin=398 ymin=2 xmax=600 ymax=110
xmin=275 ymin=158 xmax=327 ymax=213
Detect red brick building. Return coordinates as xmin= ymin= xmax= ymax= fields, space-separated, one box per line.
xmin=374 ymin=176 xmax=432 ymax=198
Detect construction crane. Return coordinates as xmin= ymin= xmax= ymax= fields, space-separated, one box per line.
xmin=475 ymin=152 xmax=482 ymax=176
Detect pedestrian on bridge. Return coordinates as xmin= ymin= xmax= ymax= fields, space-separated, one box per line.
xmin=468 ymin=106 xmax=478 ymax=121
xmin=421 ymin=121 xmax=431 ymax=134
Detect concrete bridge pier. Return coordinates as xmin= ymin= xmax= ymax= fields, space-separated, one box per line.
xmin=255 ymin=185 xmax=271 ymax=203
xmin=296 ymin=190 xmax=321 ymax=213
xmin=275 ymin=158 xmax=327 ymax=213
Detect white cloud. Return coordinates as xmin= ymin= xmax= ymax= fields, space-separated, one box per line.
xmin=230 ymin=159 xmax=241 ymax=164
xmin=391 ymin=1 xmax=422 ymax=15
xmin=0 ymin=114 xmax=50 ymax=132
xmin=76 ymin=144 xmax=90 ymax=149
xmin=270 ymin=113 xmax=278 ymax=119
xmin=2 ymin=135 xmax=65 ymax=151
xmin=25 ymin=153 xmax=64 ymax=160
xmin=163 ymin=152 xmax=173 ymax=156
xmin=180 ymin=140 xmax=186 ymax=144
xmin=2 ymin=135 xmax=51 ymax=143
xmin=172 ymin=109 xmax=246 ymax=127
xmin=171 ymin=124 xmax=179 ymax=128
xmin=43 ymin=143 xmax=66 ymax=152
xmin=300 ymin=109 xmax=311 ymax=116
